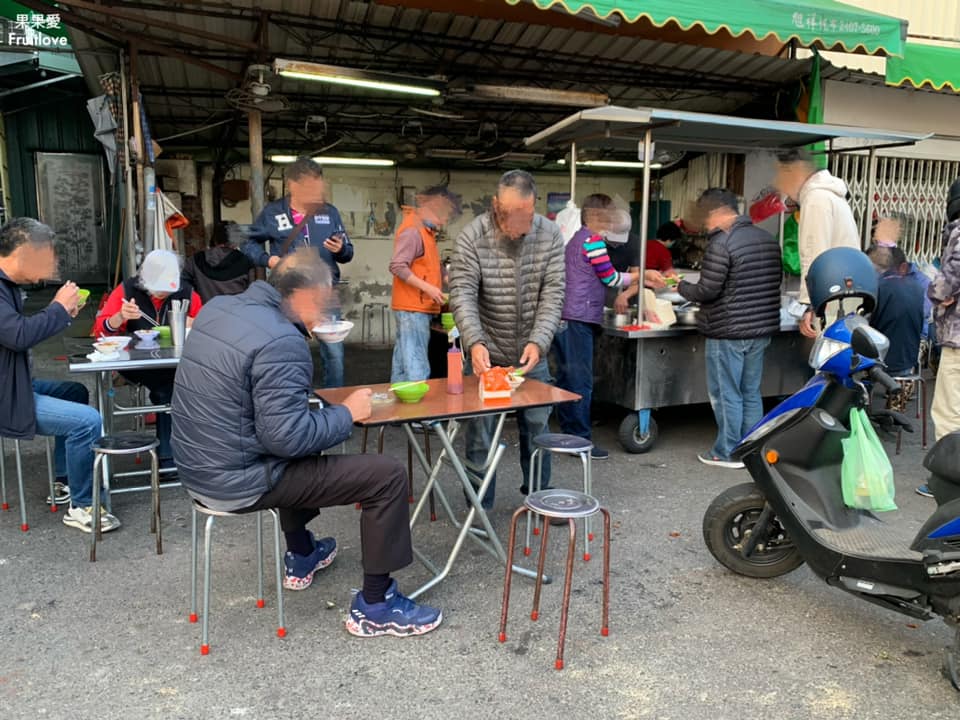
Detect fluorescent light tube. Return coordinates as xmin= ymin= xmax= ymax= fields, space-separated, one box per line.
xmin=274 ymin=59 xmax=442 ymax=97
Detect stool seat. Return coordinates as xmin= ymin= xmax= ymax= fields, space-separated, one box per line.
xmin=525 ymin=489 xmax=599 ymax=519
xmin=532 ymin=433 xmax=593 ymax=454
xmin=93 ymin=433 xmax=159 ymax=455
xmin=192 ymin=501 xmax=248 ymax=518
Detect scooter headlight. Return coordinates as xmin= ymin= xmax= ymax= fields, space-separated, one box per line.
xmin=809 ymin=335 xmax=849 ymax=371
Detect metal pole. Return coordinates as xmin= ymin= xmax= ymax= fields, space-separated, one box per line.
xmin=569 ymin=141 xmax=576 ymax=204
xmin=118 ymin=50 xmax=137 ymax=276
xmin=248 ymin=109 xmax=265 ymax=220
xmin=863 ymin=147 xmax=878 ymax=250
xmin=130 ymin=46 xmax=147 ymax=260
xmin=638 ymin=130 xmax=653 ymax=320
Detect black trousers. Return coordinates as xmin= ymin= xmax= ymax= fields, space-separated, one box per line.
xmin=246 ymin=454 xmax=412 ymax=575
xmin=119 ymin=369 xmax=176 ymax=459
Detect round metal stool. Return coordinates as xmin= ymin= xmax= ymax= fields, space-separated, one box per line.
xmin=90 ymin=433 xmax=161 ymax=562
xmin=1 ymin=436 xmax=59 ymax=531
xmin=528 ymin=433 xmax=594 ymax=560
xmin=189 ymin=501 xmax=285 ymax=656
xmin=499 ymin=488 xmax=611 ymax=670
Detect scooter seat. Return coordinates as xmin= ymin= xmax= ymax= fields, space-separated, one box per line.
xmin=924 ymin=432 xmax=960 ymax=486
xmin=812 ymin=515 xmax=923 ymax=562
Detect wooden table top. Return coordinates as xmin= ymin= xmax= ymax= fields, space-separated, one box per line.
xmin=315 ymin=376 xmax=580 ymax=427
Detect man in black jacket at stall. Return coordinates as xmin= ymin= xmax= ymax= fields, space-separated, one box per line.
xmin=678 ymin=188 xmax=782 ymax=469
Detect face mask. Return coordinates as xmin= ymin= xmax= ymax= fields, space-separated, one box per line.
xmin=602 ymin=229 xmax=629 ymax=245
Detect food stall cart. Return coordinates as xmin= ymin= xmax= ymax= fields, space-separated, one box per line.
xmin=525 ymin=106 xmax=928 ymax=452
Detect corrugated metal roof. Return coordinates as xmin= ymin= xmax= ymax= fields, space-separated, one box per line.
xmin=61 ymin=0 xmax=877 ymax=162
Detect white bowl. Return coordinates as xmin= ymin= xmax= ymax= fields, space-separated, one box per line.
xmin=99 ymin=335 xmax=132 ymax=350
xmin=93 ymin=340 xmax=124 ymax=356
xmin=135 ymin=329 xmax=159 ymax=343
xmin=312 ymin=320 xmax=354 ymax=344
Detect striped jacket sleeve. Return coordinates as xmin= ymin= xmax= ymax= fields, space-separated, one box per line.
xmin=583 ymin=235 xmax=629 ymax=287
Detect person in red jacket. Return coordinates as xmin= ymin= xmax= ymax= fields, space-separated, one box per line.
xmin=96 ymin=249 xmax=202 ymax=468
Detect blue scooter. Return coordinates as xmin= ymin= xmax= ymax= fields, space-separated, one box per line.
xmin=702 ymin=311 xmax=960 ymax=690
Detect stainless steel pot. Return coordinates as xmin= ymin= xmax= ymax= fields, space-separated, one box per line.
xmin=675 ymin=302 xmax=699 ymax=326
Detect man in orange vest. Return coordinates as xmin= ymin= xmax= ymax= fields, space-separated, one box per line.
xmin=389 ymin=186 xmax=462 ymax=382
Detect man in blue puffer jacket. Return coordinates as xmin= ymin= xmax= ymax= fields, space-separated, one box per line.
xmin=171 ymin=248 xmax=441 ymax=637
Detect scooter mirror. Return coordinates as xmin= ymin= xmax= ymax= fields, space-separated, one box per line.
xmin=851 ymin=325 xmax=881 ymax=360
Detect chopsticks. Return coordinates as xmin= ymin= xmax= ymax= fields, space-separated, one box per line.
xmin=138 ymin=311 xmax=160 ymax=327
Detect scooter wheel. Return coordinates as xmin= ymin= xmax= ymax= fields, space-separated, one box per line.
xmin=703 ymin=482 xmax=803 ymax=579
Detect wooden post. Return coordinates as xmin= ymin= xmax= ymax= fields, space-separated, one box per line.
xmin=248 ymin=109 xmax=265 ymax=220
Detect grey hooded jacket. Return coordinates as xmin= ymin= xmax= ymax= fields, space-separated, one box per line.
xmin=449 ymin=212 xmax=565 ymax=367
xmin=929 ymin=219 xmax=960 ymax=349
xmin=170 ymin=281 xmax=353 ymax=510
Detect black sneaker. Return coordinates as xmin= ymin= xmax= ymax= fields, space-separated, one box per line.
xmin=590 ymin=446 xmax=609 ymax=460
xmin=46 ymin=481 xmax=70 ymax=505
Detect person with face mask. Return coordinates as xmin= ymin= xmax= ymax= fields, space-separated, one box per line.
xmin=552 ymin=194 xmax=639 ymax=459
xmin=610 ymin=221 xmax=678 ymax=315
xmin=389 ymin=186 xmax=462 ymax=383
xmin=448 ymin=170 xmax=565 ymax=509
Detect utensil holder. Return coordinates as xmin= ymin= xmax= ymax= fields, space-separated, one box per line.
xmin=169 ymin=310 xmax=188 ymax=347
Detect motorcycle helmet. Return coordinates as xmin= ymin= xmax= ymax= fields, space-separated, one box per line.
xmin=805 ymin=246 xmax=878 ymax=317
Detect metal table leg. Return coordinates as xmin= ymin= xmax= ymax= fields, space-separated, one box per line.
xmin=405 ymin=414 xmax=549 ymax=600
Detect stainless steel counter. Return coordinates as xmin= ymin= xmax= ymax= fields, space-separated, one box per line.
xmin=68 ymin=345 xmax=182 ymax=373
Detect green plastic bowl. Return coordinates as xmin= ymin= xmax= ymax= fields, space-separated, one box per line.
xmin=156 ymin=325 xmax=171 ymax=340
xmin=77 ymin=288 xmax=91 ymax=305
xmin=391 ymin=381 xmax=429 ymax=404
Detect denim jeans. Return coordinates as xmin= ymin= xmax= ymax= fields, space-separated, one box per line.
xmin=31 ymin=379 xmax=101 ymax=507
xmin=391 ymin=310 xmax=431 ymax=383
xmin=551 ymin=320 xmax=596 ymax=440
xmin=464 ymin=358 xmax=553 ymax=509
xmin=705 ymin=336 xmax=771 ymax=460
xmin=319 ymin=310 xmax=345 ymax=388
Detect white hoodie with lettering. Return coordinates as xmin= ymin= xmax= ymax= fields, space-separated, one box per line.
xmin=797 ymin=170 xmax=860 ymax=304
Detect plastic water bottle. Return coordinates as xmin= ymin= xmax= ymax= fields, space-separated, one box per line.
xmin=447 ymin=347 xmax=463 ymax=394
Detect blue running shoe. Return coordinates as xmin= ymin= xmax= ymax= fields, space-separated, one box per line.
xmin=283 ymin=532 xmax=337 ymax=591
xmin=345 ymin=580 xmax=442 ymax=637
xmin=916 ymin=484 xmax=934 ymax=499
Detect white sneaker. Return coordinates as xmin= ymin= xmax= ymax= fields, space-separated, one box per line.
xmin=62 ymin=505 xmax=122 ymax=534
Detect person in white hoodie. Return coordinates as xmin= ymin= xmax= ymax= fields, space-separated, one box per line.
xmin=775 ymin=149 xmax=860 ymax=338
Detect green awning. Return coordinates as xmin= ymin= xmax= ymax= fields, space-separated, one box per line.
xmin=886 ymin=42 xmax=960 ymax=92
xmin=509 ymin=0 xmax=906 ymax=56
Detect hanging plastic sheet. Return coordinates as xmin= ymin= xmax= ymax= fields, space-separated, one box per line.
xmin=153 ymin=188 xmax=189 ymax=252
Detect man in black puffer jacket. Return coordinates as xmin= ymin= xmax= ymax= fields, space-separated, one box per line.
xmin=171 ymin=248 xmax=441 ymax=638
xmin=678 ymin=188 xmax=782 ymax=469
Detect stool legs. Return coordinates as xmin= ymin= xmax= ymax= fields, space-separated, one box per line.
xmin=523 ymin=449 xmax=542 ymax=555
xmin=0 ymin=437 xmax=7 ymax=511
xmin=269 ymin=509 xmax=286 ymax=639
xmin=599 ymin=508 xmax=611 ymax=638
xmin=191 ymin=507 xmax=285 ymax=655
xmin=149 ymin=448 xmax=162 ymax=554
xmin=190 ymin=506 xmax=199 ymax=624
xmin=13 ymin=440 xmax=27 ymax=531
xmin=200 ymin=514 xmax=215 ymax=655
xmin=500 ymin=504 xmax=612 ymax=670
xmin=45 ymin=437 xmax=57 ymax=513
xmin=90 ymin=453 xmax=105 ymax=561
xmin=498 ymin=506 xmax=526 ymax=643
xmin=580 ymin=451 xmax=593 ymax=561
